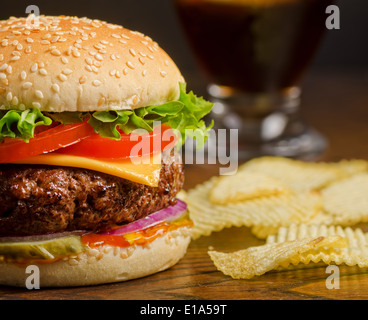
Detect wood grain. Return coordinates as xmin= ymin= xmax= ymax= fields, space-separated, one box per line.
xmin=1 ymin=70 xmax=368 ymax=300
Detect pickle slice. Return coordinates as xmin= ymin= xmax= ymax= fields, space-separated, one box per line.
xmin=0 ymin=236 xmax=86 ymax=261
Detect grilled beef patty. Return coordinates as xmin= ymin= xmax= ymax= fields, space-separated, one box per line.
xmin=0 ymin=152 xmax=184 ymax=236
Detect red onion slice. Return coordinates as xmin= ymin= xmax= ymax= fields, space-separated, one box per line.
xmin=102 ymin=199 xmax=188 ymax=236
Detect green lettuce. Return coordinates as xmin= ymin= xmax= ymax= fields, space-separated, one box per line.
xmin=0 ymin=109 xmax=52 ymax=142
xmin=0 ymin=83 xmax=214 ymax=146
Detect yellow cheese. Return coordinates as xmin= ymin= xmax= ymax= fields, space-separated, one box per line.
xmin=12 ymin=153 xmax=162 ymax=187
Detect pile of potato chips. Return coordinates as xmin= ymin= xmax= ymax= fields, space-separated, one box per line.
xmin=185 ymin=156 xmax=368 ymax=279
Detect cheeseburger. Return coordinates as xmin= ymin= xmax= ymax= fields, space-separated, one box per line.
xmin=0 ymin=15 xmax=213 ymax=287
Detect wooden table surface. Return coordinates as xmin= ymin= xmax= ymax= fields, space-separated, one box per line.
xmin=1 ymin=70 xmax=368 ymax=300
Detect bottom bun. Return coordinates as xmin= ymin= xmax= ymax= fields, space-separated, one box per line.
xmin=0 ymin=226 xmax=192 ymax=288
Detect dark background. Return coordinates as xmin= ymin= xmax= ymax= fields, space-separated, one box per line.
xmin=1 ymin=0 xmax=367 ymax=93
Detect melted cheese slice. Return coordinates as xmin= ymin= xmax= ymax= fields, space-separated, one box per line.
xmin=12 ymin=153 xmax=162 ymax=187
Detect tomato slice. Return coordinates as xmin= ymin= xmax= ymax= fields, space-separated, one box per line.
xmin=0 ymin=121 xmax=95 ymax=163
xmin=55 ymin=124 xmax=178 ymax=159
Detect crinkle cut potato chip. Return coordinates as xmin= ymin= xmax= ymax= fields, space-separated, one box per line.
xmin=209 ymin=171 xmax=289 ymax=205
xmin=208 ymin=235 xmax=346 ymax=279
xmin=251 ymin=211 xmax=333 ymax=239
xmin=267 ymin=224 xmax=368 ymax=268
xmin=322 ymin=173 xmax=368 ymax=226
xmin=187 ymin=177 xmax=321 ymax=240
xmin=239 ymin=157 xmax=367 ymax=193
xmin=187 ymin=156 xmax=368 ymax=241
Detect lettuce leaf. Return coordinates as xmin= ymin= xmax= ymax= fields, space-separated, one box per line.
xmin=0 ymin=83 xmax=214 ymax=146
xmin=88 ymin=83 xmax=214 ymax=145
xmin=0 ymin=109 xmax=52 ymax=142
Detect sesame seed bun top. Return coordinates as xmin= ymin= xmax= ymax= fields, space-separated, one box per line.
xmin=0 ymin=15 xmax=184 ymax=112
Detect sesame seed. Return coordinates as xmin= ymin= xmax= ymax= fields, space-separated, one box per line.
xmin=51 ymin=49 xmax=61 ymax=56
xmin=111 ymin=34 xmax=121 ymax=39
xmin=39 ymin=68 xmax=47 ymax=76
xmin=12 ymin=51 xmax=21 ymax=56
xmin=109 ymin=69 xmax=116 ymax=76
xmin=138 ymin=57 xmax=145 ymax=65
xmin=6 ymin=92 xmax=12 ymax=102
xmin=160 ymin=71 xmax=168 ymax=78
xmin=51 ymin=83 xmax=60 ymax=93
xmin=40 ymin=40 xmax=51 ymax=45
xmin=32 ymin=102 xmax=41 ymax=109
xmin=62 ymin=69 xmax=73 ymax=75
xmin=0 ymin=64 xmax=8 ymax=71
xmin=58 ymin=74 xmax=67 ymax=82
xmin=0 ymin=73 xmax=6 ymax=80
xmin=123 ymin=68 xmax=128 ymax=75
xmin=121 ymin=34 xmax=130 ymax=40
xmin=16 ymin=43 xmax=23 ymax=50
xmin=35 ymin=90 xmax=44 ymax=99
xmin=85 ymin=65 xmax=93 ymax=72
xmin=119 ymin=39 xmax=127 ymax=44
xmin=115 ymin=71 xmax=121 ymax=78
xmin=142 ymin=70 xmax=147 ymax=77
xmin=92 ymin=80 xmax=102 ymax=87
xmin=51 ymin=36 xmax=59 ymax=43
xmin=12 ymin=96 xmax=18 ymax=105
xmin=6 ymin=66 xmax=12 ymax=74
xmin=79 ymin=75 xmax=87 ymax=84
xmin=66 ymin=46 xmax=72 ymax=56
xmin=72 ymin=50 xmax=81 ymax=57
xmin=98 ymin=97 xmax=106 ymax=106
xmin=26 ymin=37 xmax=34 ymax=43
xmin=95 ymin=53 xmax=103 ymax=61
xmin=22 ymin=82 xmax=32 ymax=89
xmin=61 ymin=57 xmax=69 ymax=64
xmin=93 ymin=43 xmax=104 ymax=50
xmin=110 ymin=54 xmax=116 ymax=61
xmin=129 ymin=48 xmax=137 ymax=57
xmin=20 ymin=71 xmax=27 ymax=80
xmin=10 ymin=56 xmax=20 ymax=61
xmin=31 ymin=63 xmax=38 ymax=73
xmin=126 ymin=61 xmax=135 ymax=69
xmin=139 ymin=51 xmax=146 ymax=57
